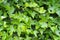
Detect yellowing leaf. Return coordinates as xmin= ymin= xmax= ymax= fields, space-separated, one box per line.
xmin=21 ymin=25 xmax=27 ymax=31
xmin=25 ymin=2 xmax=29 ymax=7
xmin=25 ymin=2 xmax=38 ymax=7
xmin=39 ymin=7 xmax=46 ymax=13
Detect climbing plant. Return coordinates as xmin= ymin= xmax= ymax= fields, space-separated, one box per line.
xmin=0 ymin=0 xmax=60 ymax=40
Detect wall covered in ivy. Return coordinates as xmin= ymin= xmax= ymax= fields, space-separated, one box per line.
xmin=0 ymin=0 xmax=60 ymax=40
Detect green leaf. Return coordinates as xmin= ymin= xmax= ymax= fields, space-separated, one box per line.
xmin=55 ymin=30 xmax=60 ymax=36
xmin=40 ymin=22 xmax=48 ymax=28
xmin=8 ymin=6 xmax=15 ymax=14
xmin=50 ymin=25 xmax=57 ymax=32
xmin=48 ymin=6 xmax=56 ymax=13
xmin=0 ymin=0 xmax=4 ymax=3
xmin=56 ymin=10 xmax=60 ymax=17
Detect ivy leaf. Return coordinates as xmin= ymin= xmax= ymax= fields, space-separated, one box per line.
xmin=33 ymin=30 xmax=38 ymax=37
xmin=0 ymin=0 xmax=4 ymax=3
xmin=2 ymin=32 xmax=7 ymax=40
xmin=0 ymin=10 xmax=2 ymax=16
xmin=56 ymin=10 xmax=60 ymax=17
xmin=0 ymin=26 xmax=3 ymax=31
xmin=31 ymin=11 xmax=36 ymax=18
xmin=9 ymin=25 xmax=15 ymax=35
xmin=54 ymin=18 xmax=60 ymax=25
xmin=50 ymin=25 xmax=57 ymax=32
xmin=39 ymin=7 xmax=46 ymax=13
xmin=8 ymin=6 xmax=15 ymax=14
xmin=40 ymin=22 xmax=48 ymax=28
xmin=55 ymin=30 xmax=60 ymax=36
xmin=25 ymin=2 xmax=38 ymax=7
xmin=34 ymin=7 xmax=46 ymax=13
xmin=48 ymin=6 xmax=56 ymax=13
xmin=13 ymin=0 xmax=18 ymax=3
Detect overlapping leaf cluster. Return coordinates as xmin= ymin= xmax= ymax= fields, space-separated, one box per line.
xmin=0 ymin=0 xmax=60 ymax=40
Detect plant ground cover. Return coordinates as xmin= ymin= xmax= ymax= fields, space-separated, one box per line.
xmin=0 ymin=0 xmax=60 ymax=40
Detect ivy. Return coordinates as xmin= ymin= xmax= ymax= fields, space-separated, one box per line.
xmin=0 ymin=0 xmax=60 ymax=40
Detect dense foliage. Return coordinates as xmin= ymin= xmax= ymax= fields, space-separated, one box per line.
xmin=0 ymin=0 xmax=60 ymax=40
